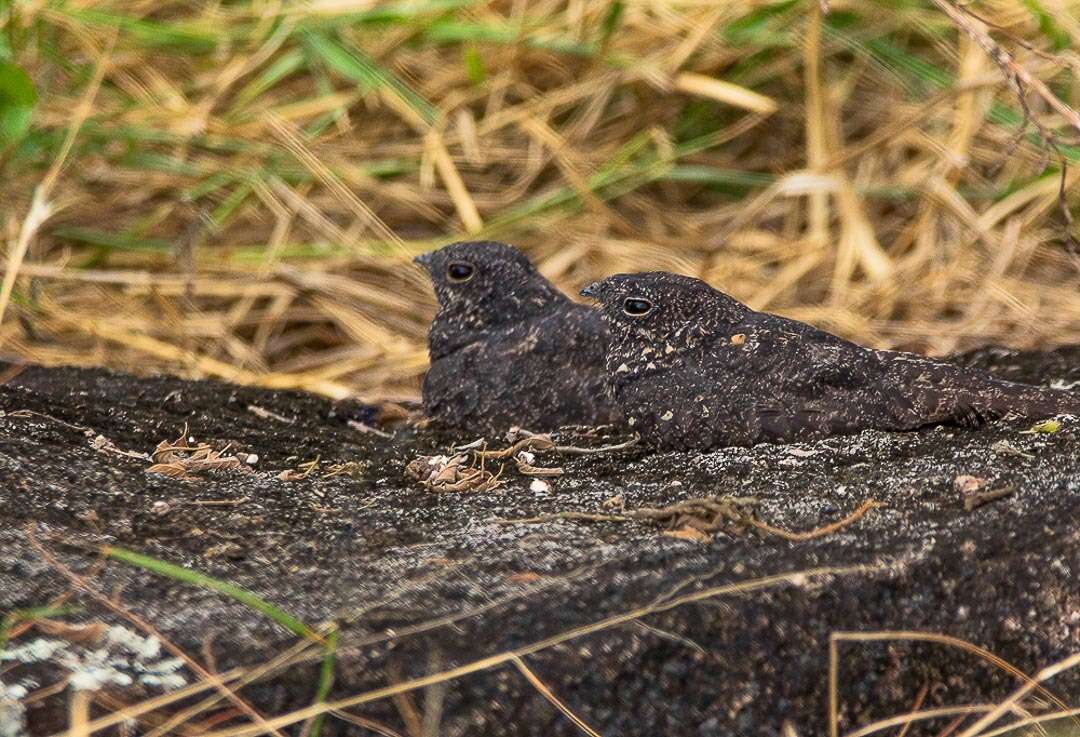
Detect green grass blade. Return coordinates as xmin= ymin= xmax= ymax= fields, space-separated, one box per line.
xmin=305 ymin=0 xmax=478 ymax=27
xmin=1 ymin=605 xmax=83 ymax=649
xmin=463 ymin=47 xmax=486 ymax=85
xmin=103 ymin=545 xmax=323 ymax=643
xmin=307 ymin=627 xmax=339 ymax=737
xmin=51 ymin=227 xmax=173 ymax=253
xmin=60 ymin=9 xmax=219 ymax=53
xmin=722 ymin=0 xmax=799 ymax=47
xmin=230 ymin=48 xmax=307 ymax=114
xmin=301 ymin=30 xmax=438 ymax=125
xmin=211 ymin=180 xmax=256 ymax=226
xmin=423 ymin=20 xmax=598 ymax=57
xmin=1022 ymin=0 xmax=1071 ymax=50
xmin=0 ymin=61 xmax=38 ymax=147
xmin=598 ymin=1 xmax=624 ymax=45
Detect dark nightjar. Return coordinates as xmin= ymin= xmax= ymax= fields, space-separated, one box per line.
xmin=582 ymin=272 xmax=1080 ymax=450
xmin=416 ymin=241 xmax=620 ymax=435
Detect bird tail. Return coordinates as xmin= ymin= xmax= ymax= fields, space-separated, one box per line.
xmin=950 ymin=379 xmax=1080 ymax=427
xmin=887 ymin=354 xmax=1080 ymax=429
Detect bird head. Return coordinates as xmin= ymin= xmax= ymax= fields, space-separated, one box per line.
xmin=415 ymin=241 xmax=566 ymax=350
xmin=581 ymin=272 xmax=748 ymax=358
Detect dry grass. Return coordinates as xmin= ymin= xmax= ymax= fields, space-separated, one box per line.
xmin=2 ymin=0 xmax=1079 ymax=400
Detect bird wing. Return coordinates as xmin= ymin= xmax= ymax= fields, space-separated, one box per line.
xmin=696 ymin=315 xmax=898 ymax=441
xmin=717 ymin=314 xmax=877 ymax=395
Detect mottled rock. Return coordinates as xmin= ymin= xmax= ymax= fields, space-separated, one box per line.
xmin=1 ymin=352 xmax=1079 ymax=736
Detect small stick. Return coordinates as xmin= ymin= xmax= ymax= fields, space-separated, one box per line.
xmin=511 ymin=655 xmax=605 ymax=737
xmin=499 ymin=497 xmax=881 ymax=544
xmin=963 ymin=485 xmax=1015 ymax=512
xmin=930 ymin=0 xmax=1080 ymax=137
xmin=553 ymin=437 xmax=640 ymax=455
xmin=510 ymin=429 xmax=640 ymax=455
xmin=190 ymin=497 xmax=251 ymax=507
xmin=475 ymin=435 xmax=553 ymax=460
xmin=748 ymin=500 xmax=883 ymax=541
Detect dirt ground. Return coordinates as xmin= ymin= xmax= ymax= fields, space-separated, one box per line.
xmin=2 ymin=346 xmax=1080 ymax=736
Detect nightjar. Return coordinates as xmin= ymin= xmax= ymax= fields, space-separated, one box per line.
xmin=417 ymin=241 xmax=620 ymax=436
xmin=583 ymin=272 xmax=1079 ymax=450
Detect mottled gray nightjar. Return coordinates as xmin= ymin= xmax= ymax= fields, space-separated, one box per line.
xmin=416 ymin=241 xmax=620 ymax=435
xmin=583 ymin=272 xmax=1080 ymax=450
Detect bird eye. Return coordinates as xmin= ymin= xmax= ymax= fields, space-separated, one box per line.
xmin=622 ymin=297 xmax=653 ymax=317
xmin=447 ymin=262 xmax=475 ymax=282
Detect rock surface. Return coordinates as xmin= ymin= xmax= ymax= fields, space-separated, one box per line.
xmin=1 ymin=347 xmax=1079 ymax=737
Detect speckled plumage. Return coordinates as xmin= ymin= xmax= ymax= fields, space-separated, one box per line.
xmin=416 ymin=241 xmax=620 ymax=435
xmin=583 ymin=272 xmax=1080 ymax=450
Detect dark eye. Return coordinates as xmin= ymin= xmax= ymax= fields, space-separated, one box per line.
xmin=622 ymin=297 xmax=653 ymax=316
xmin=447 ymin=262 xmax=475 ymax=282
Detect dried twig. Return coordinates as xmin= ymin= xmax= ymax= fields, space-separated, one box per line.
xmin=930 ymin=0 xmax=1080 ymax=137
xmin=747 ymin=500 xmax=883 ymax=541
xmin=499 ymin=497 xmax=883 ymax=544
xmin=508 ymin=429 xmax=640 ymax=456
xmin=931 ymin=0 xmax=1080 ymax=249
xmin=405 ymin=453 xmax=504 ymax=493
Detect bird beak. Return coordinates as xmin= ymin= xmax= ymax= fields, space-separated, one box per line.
xmin=580 ymin=282 xmax=600 ymax=299
xmin=413 ymin=252 xmax=434 ymax=270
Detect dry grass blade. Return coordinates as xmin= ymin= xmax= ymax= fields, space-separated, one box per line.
xmin=138 ymin=638 xmax=323 ymax=737
xmin=510 ymin=655 xmax=605 ymax=737
xmin=264 ymin=114 xmax=405 ymax=252
xmin=973 ymin=707 xmax=1080 ymax=737
xmin=427 ymin=130 xmax=483 ymax=234
xmin=68 ymin=690 xmax=91 ymax=737
xmin=895 ymin=684 xmax=931 ymax=737
xmin=829 ymin=631 xmax=1080 ymax=737
xmin=840 ymin=705 xmax=999 ymax=737
xmin=0 ymin=189 xmax=51 ymax=331
xmin=955 ymin=651 xmax=1080 ymax=737
xmin=804 ymin=3 xmax=830 ymax=246
xmin=43 ymin=667 xmax=248 ymax=737
xmin=673 ymin=73 xmax=778 ymax=115
xmin=327 ymin=710 xmax=408 ymax=737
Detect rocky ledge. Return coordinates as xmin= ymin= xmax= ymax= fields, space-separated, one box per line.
xmin=1 ymin=346 xmax=1079 ymax=737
